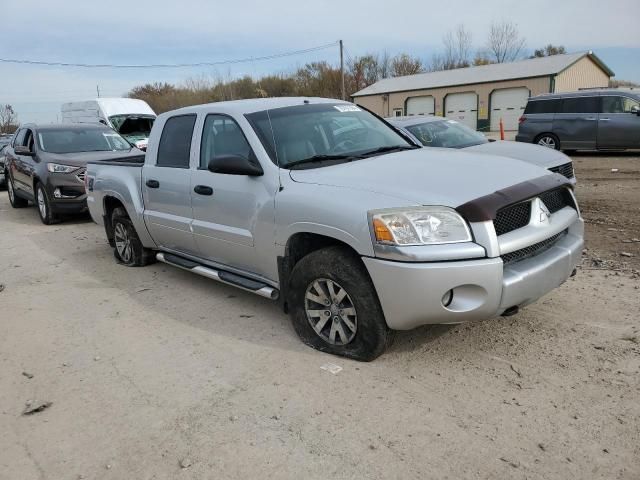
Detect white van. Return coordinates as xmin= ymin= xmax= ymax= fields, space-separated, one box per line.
xmin=61 ymin=98 xmax=156 ymax=150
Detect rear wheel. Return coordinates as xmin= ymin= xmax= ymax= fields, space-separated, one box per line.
xmin=7 ymin=175 xmax=28 ymax=208
xmin=111 ymin=207 xmax=155 ymax=267
xmin=288 ymin=246 xmax=392 ymax=361
xmin=36 ymin=183 xmax=58 ymax=225
xmin=535 ymin=133 xmax=560 ymax=150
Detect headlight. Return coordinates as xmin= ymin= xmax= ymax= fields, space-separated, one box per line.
xmin=370 ymin=207 xmax=472 ymax=246
xmin=47 ymin=163 xmax=77 ymax=173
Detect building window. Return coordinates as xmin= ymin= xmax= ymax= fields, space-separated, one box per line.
xmin=393 ymin=108 xmax=403 ymax=117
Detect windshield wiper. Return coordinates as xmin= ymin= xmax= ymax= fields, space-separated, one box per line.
xmin=287 ymin=154 xmax=362 ymax=169
xmin=358 ymin=145 xmax=420 ymax=157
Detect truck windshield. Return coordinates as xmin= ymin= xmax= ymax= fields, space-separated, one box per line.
xmin=405 ymin=119 xmax=488 ymax=148
xmin=37 ymin=128 xmax=132 ymax=153
xmin=246 ymin=104 xmax=414 ymax=168
xmin=109 ymin=115 xmax=155 ymax=138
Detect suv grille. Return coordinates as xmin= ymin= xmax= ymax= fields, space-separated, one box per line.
xmin=548 ymin=162 xmax=574 ymax=179
xmin=539 ymin=188 xmax=575 ymax=214
xmin=501 ymin=230 xmax=567 ymax=265
xmin=494 ymin=202 xmax=531 ymax=236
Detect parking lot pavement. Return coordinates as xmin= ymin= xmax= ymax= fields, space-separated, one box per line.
xmin=1 ymin=155 xmax=639 ymax=480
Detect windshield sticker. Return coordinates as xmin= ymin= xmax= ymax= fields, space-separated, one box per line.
xmin=334 ymin=105 xmax=362 ymax=112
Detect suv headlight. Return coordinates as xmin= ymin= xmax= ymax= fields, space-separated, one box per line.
xmin=370 ymin=207 xmax=472 ymax=246
xmin=47 ymin=163 xmax=77 ymax=173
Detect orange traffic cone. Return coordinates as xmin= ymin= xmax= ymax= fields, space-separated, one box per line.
xmin=499 ymin=118 xmax=505 ymax=141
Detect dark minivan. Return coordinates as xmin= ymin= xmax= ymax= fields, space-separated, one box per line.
xmin=516 ymin=89 xmax=640 ymax=151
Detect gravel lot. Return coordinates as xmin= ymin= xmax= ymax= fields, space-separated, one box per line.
xmin=1 ymin=154 xmax=639 ymax=480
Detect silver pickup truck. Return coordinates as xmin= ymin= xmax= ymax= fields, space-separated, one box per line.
xmin=86 ymin=97 xmax=584 ymax=361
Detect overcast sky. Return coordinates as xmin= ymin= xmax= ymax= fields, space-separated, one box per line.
xmin=1 ymin=0 xmax=638 ymax=123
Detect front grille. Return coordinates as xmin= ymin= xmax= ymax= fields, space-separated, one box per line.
xmin=501 ymin=230 xmax=567 ymax=265
xmin=494 ymin=202 xmax=531 ymax=236
xmin=548 ymin=162 xmax=574 ymax=179
xmin=539 ymin=188 xmax=575 ymax=213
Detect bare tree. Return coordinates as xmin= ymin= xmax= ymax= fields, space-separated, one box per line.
xmin=430 ymin=24 xmax=473 ymax=71
xmin=378 ymin=51 xmax=392 ymax=79
xmin=391 ymin=54 xmax=424 ymax=77
xmin=0 ymin=104 xmax=18 ymax=134
xmin=486 ymin=20 xmax=526 ymax=63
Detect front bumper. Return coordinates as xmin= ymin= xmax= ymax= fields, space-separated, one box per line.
xmin=363 ymin=220 xmax=584 ymax=330
xmin=45 ymin=176 xmax=87 ymax=214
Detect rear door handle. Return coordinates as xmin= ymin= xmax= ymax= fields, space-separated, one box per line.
xmin=600 ymin=118 xmax=610 ymax=121
xmin=146 ymin=179 xmax=160 ymax=188
xmin=194 ymin=185 xmax=213 ymax=196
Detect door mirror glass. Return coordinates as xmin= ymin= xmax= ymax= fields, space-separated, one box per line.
xmin=14 ymin=145 xmax=34 ymax=156
xmin=208 ymin=154 xmax=263 ymax=176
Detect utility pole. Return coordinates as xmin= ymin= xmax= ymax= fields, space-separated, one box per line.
xmin=339 ymin=40 xmax=345 ymax=100
xmin=96 ymin=84 xmax=100 ymax=97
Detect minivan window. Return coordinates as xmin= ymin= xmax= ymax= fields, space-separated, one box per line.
xmin=200 ymin=115 xmax=252 ymax=169
xmin=602 ymin=96 xmax=640 ymax=114
xmin=157 ymin=115 xmax=196 ymax=168
xmin=524 ymin=99 xmax=560 ymax=114
xmin=560 ymin=96 xmax=599 ymax=114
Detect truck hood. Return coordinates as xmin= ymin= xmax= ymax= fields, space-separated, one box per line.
xmin=463 ymin=141 xmax=571 ymax=169
xmin=288 ymin=148 xmax=554 ymax=207
xmin=40 ymin=149 xmax=144 ymax=167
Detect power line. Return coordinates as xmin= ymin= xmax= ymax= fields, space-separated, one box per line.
xmin=0 ymin=42 xmax=339 ymax=69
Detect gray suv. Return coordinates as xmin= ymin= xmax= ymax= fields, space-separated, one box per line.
xmin=516 ymin=90 xmax=640 ymax=151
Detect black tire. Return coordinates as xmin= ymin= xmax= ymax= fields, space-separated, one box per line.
xmin=111 ymin=207 xmax=155 ymax=267
xmin=288 ymin=246 xmax=392 ymax=361
xmin=35 ymin=182 xmax=58 ymax=225
xmin=7 ymin=175 xmax=28 ymax=208
xmin=534 ymin=133 xmax=560 ymax=151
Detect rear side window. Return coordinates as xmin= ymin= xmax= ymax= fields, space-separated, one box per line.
xmin=602 ymin=96 xmax=640 ymax=114
xmin=13 ymin=129 xmax=26 ymax=147
xmin=200 ymin=115 xmax=252 ymax=169
xmin=157 ymin=115 xmax=196 ymax=168
xmin=560 ymin=97 xmax=599 ymax=114
xmin=524 ymin=99 xmax=559 ymax=114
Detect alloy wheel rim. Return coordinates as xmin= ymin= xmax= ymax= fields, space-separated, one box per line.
xmin=114 ymin=223 xmax=133 ymax=263
xmin=538 ymin=136 xmax=556 ymax=149
xmin=37 ymin=188 xmax=47 ymax=218
xmin=305 ymin=278 xmax=357 ymax=345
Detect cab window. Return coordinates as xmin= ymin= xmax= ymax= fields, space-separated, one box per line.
xmin=157 ymin=115 xmax=196 ymax=168
xmin=200 ymin=115 xmax=252 ymax=169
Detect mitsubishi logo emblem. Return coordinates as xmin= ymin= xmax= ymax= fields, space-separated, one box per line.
xmin=538 ymin=201 xmax=551 ymax=223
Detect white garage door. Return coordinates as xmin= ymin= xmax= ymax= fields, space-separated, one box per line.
xmin=490 ymin=87 xmax=529 ymax=131
xmin=406 ymin=96 xmax=435 ymax=116
xmin=445 ymin=92 xmax=478 ymax=130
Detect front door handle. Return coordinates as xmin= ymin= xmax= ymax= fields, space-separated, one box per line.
xmin=599 ymin=118 xmax=610 ymax=121
xmin=146 ymin=179 xmax=160 ymax=188
xmin=194 ymin=185 xmax=213 ymax=196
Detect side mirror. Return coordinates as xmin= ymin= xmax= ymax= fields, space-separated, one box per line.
xmin=14 ymin=145 xmax=34 ymax=157
xmin=631 ymin=105 xmax=640 ymax=116
xmin=208 ymin=154 xmax=263 ymax=176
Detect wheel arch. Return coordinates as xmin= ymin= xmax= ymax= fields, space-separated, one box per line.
xmin=277 ymin=231 xmax=367 ymax=314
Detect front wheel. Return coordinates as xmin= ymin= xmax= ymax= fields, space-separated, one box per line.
xmin=535 ymin=133 xmax=560 ymax=150
xmin=288 ymin=246 xmax=392 ymax=361
xmin=111 ymin=207 xmax=155 ymax=267
xmin=36 ymin=183 xmax=58 ymax=225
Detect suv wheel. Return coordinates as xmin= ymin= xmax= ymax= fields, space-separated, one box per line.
xmin=35 ymin=183 xmax=58 ymax=225
xmin=536 ymin=133 xmax=560 ymax=150
xmin=111 ymin=207 xmax=155 ymax=267
xmin=288 ymin=246 xmax=392 ymax=361
xmin=7 ymin=176 xmax=28 ymax=208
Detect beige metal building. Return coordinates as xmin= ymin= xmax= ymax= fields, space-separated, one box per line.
xmin=352 ymin=51 xmax=613 ymax=131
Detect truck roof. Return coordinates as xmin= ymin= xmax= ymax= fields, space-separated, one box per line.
xmin=164 ymin=97 xmax=350 ymax=117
